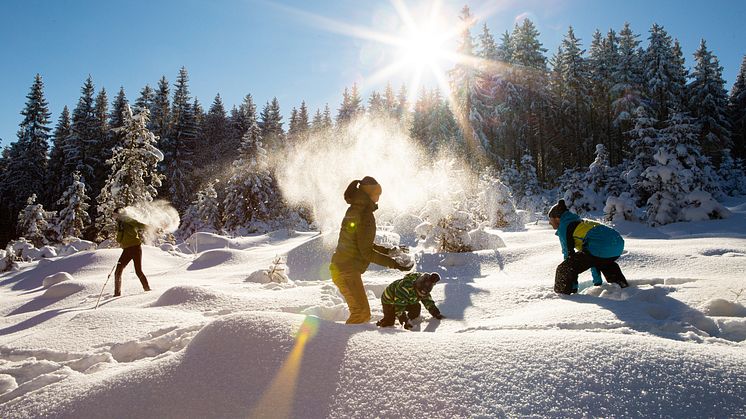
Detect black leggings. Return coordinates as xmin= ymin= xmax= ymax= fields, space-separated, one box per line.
xmin=377 ymin=303 xmax=421 ymax=326
xmin=555 ymin=251 xmax=627 ymax=294
xmin=114 ymin=245 xmax=150 ymax=294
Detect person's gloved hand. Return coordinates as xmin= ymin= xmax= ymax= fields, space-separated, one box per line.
xmin=396 ymin=259 xmax=414 ymax=271
xmin=398 ymin=314 xmax=413 ymax=330
xmin=429 ymin=308 xmax=445 ymax=320
xmin=398 ymin=245 xmax=410 ymax=254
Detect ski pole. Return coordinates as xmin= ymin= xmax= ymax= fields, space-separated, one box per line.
xmin=95 ymin=262 xmax=118 ymax=309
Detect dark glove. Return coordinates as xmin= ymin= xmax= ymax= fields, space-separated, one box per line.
xmin=398 ymin=245 xmax=410 ymax=253
xmin=396 ymin=259 xmax=414 ymax=271
xmin=429 ymin=308 xmax=445 ymax=320
xmin=398 ymin=314 xmax=413 ymax=330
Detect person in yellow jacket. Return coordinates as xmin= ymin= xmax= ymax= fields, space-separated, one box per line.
xmin=114 ymin=208 xmax=151 ymax=296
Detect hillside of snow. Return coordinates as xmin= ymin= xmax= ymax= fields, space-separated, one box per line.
xmin=2 ymin=199 xmax=746 ymax=418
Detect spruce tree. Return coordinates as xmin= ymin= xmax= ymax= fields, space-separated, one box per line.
xmin=91 ymin=87 xmax=111 ymax=199
xmin=135 ymin=84 xmax=154 ymax=114
xmin=109 ymin=87 xmax=129 ymax=151
xmin=477 ymin=23 xmax=498 ymax=60
xmin=203 ymin=93 xmax=229 ymax=175
xmin=336 ymin=84 xmax=364 ymax=125
xmin=17 ymin=194 xmax=53 ymax=247
xmin=624 ymin=106 xmax=659 ymax=205
xmin=179 ymin=179 xmax=221 ymax=237
xmin=48 ymin=106 xmax=71 ymax=207
xmin=222 ymin=121 xmax=280 ymax=233
xmin=558 ymin=26 xmax=592 ymax=162
xmin=260 ymin=97 xmax=284 ymax=150
xmin=151 ymin=76 xmax=171 ymax=195
xmin=643 ymin=24 xmax=678 ymax=123
xmin=8 ymin=74 xmax=52 ymax=211
xmin=611 ymin=23 xmax=644 ymax=154
xmin=448 ymin=6 xmax=478 ymax=157
xmin=96 ymin=106 xmax=164 ymax=238
xmin=688 ymin=39 xmax=732 ymax=159
xmin=56 ymin=171 xmax=91 ymax=239
xmin=729 ymin=55 xmax=746 ymax=159
xmin=167 ymin=67 xmax=198 ymax=212
xmin=65 ymin=76 xmax=97 ymax=194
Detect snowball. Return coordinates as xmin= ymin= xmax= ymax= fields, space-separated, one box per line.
xmin=42 ymin=272 xmax=74 ymax=288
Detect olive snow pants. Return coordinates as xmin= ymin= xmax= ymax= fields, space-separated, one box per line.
xmin=330 ymin=264 xmax=371 ymax=324
xmin=114 ymin=245 xmax=150 ymax=295
xmin=555 ymin=251 xmax=627 ymax=294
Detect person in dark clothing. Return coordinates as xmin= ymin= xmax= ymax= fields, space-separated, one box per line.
xmin=330 ymin=177 xmax=413 ymax=324
xmin=548 ymin=199 xmax=628 ymax=294
xmin=376 ymin=272 xmax=444 ymax=330
xmin=114 ymin=208 xmax=151 ymax=297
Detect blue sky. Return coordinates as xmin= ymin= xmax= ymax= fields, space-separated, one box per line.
xmin=1 ymin=0 xmax=745 ymax=147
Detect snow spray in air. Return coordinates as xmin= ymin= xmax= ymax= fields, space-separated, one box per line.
xmin=274 ymin=117 xmax=476 ymax=239
xmin=121 ymin=200 xmax=180 ymax=243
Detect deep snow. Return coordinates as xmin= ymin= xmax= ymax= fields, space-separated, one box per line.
xmin=1 ymin=199 xmax=746 ymax=418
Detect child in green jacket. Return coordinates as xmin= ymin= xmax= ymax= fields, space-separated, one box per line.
xmin=376 ymin=272 xmax=444 ymax=329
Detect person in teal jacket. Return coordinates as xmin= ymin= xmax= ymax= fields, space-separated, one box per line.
xmin=376 ymin=272 xmax=444 ymax=329
xmin=548 ymin=199 xmax=628 ymax=294
xmin=114 ymin=208 xmax=151 ymax=297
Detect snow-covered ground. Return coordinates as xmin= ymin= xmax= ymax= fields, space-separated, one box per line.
xmin=1 ymin=199 xmax=746 ymax=418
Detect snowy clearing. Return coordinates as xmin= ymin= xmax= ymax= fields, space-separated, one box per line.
xmin=1 ymin=201 xmax=746 ymax=418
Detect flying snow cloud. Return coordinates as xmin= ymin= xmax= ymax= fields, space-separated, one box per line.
xmin=121 ymin=200 xmax=180 ymax=236
xmin=274 ymin=117 xmax=476 ymax=235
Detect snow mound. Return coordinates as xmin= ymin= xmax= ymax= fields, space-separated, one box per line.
xmin=0 ymin=374 xmax=17 ymax=394
xmin=285 ymin=234 xmax=334 ymax=282
xmin=184 ymin=232 xmax=235 ymax=252
xmin=702 ymin=299 xmax=746 ymax=317
xmin=58 ymin=239 xmax=97 ymax=256
xmin=246 ymin=268 xmax=291 ymax=284
xmin=188 ymin=249 xmax=252 ymax=270
xmin=41 ymin=282 xmax=85 ymax=299
xmin=151 ymin=286 xmax=223 ymax=307
xmin=39 ymin=246 xmax=57 ymax=258
xmin=42 ymin=272 xmax=74 ymax=288
xmin=468 ymin=225 xmax=506 ymax=250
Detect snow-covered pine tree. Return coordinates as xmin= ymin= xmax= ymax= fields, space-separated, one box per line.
xmin=17 ymin=194 xmax=54 ymax=247
xmin=65 ymin=76 xmax=97 ymax=196
xmin=496 ymin=30 xmax=513 ymax=63
xmin=624 ymin=106 xmax=659 ymax=205
xmin=729 ymin=55 xmax=746 ymax=160
xmin=96 ymin=105 xmax=164 ymax=238
xmin=222 ymin=121 xmax=281 ymax=233
xmin=260 ymin=97 xmax=284 ymax=150
xmin=643 ymin=24 xmax=679 ymax=124
xmin=109 ymin=87 xmax=129 ymax=157
xmin=583 ymin=143 xmax=611 ymax=211
xmin=478 ymin=173 xmax=521 ymax=229
xmin=383 ymin=82 xmax=398 ymax=119
xmin=448 ymin=6 xmax=480 ymax=160
xmin=151 ymin=76 xmax=171 ymax=153
xmin=517 ymin=152 xmax=544 ymax=215
xmin=589 ymin=29 xmax=619 ymax=162
xmin=336 ymin=84 xmax=364 ymax=125
xmin=642 ymin=112 xmax=722 ymax=225
xmin=558 ymin=26 xmax=593 ymax=162
xmin=477 ymin=23 xmax=498 ymax=60
xmin=367 ymin=91 xmax=385 ymax=119
xmin=6 ymin=74 xmax=51 ymax=214
xmin=47 ymin=106 xmax=71 ymax=207
xmin=202 ymin=94 xmax=230 ymax=178
xmin=611 ymin=23 xmax=644 ymax=159
xmin=167 ymin=67 xmax=198 ymax=212
xmin=718 ymin=148 xmax=746 ymax=196
xmin=89 ymin=87 xmax=111 ymax=201
xmin=179 ymin=179 xmax=221 ymax=238
xmin=559 ymin=168 xmax=591 ymax=214
xmin=688 ymin=39 xmax=732 ymax=160
xmin=670 ymin=40 xmax=689 ymax=110
xmin=56 ymin=171 xmax=91 ymax=239
xmin=134 ymin=84 xmax=154 ymax=114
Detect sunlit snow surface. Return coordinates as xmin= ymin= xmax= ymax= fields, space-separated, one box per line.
xmin=1 ymin=199 xmax=746 ymax=418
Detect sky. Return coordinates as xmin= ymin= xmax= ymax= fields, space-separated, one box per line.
xmin=1 ymin=0 xmax=745 ymax=147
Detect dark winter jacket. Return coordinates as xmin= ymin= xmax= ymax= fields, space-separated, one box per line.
xmin=381 ymin=273 xmax=438 ymax=317
xmin=331 ymin=188 xmax=400 ymax=273
xmin=116 ymin=216 xmax=146 ymax=249
xmin=555 ymin=211 xmax=625 ymax=284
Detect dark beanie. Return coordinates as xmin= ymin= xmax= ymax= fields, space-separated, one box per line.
xmin=548 ymin=199 xmax=568 ymax=218
xmin=360 ymin=176 xmax=379 ymax=186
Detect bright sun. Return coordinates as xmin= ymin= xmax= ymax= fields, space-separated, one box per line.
xmin=397 ymin=26 xmax=449 ymax=68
